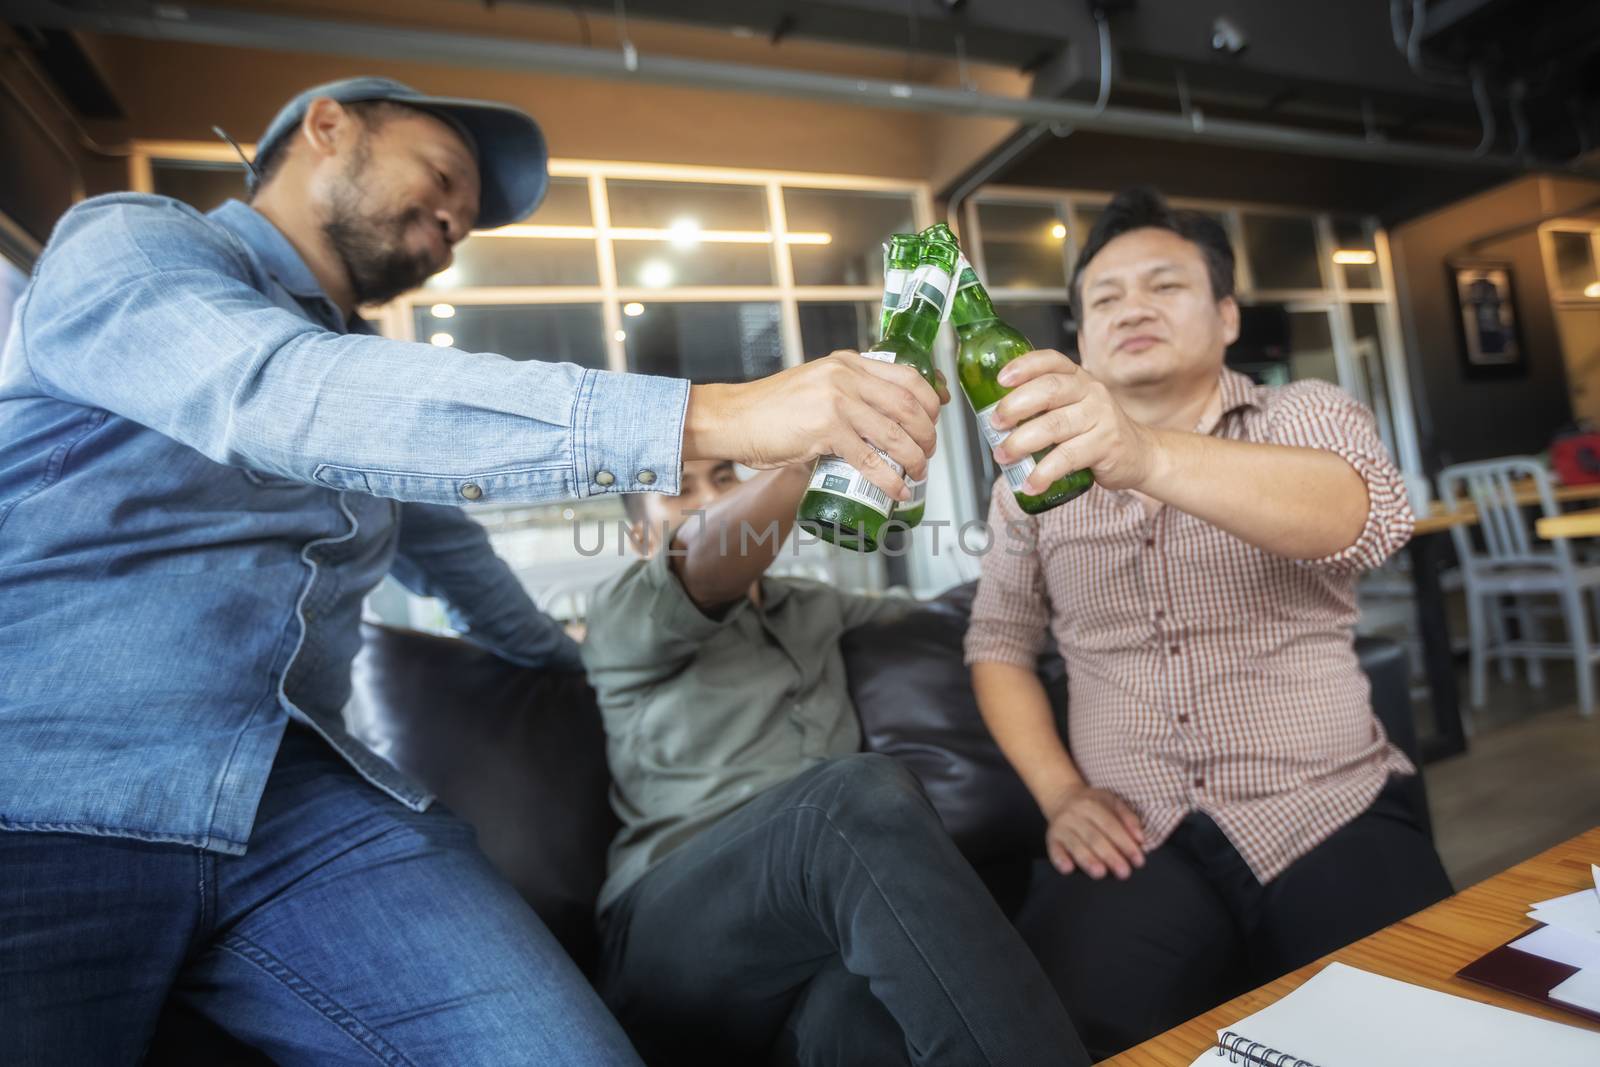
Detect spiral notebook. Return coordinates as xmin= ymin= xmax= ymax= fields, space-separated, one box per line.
xmin=1185 ymin=962 xmax=1600 ymax=1066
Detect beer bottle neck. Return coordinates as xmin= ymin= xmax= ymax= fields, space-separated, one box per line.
xmin=885 ymin=295 xmax=942 ymax=350
xmin=951 ymin=274 xmax=998 ymax=331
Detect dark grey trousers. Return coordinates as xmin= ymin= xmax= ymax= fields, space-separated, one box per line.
xmin=598 ymin=753 xmax=1089 ymax=1067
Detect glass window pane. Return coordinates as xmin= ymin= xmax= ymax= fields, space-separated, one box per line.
xmin=1242 ymin=213 xmax=1324 ymax=290
xmin=993 ymin=302 xmax=1076 ymax=357
xmin=1227 ymin=304 xmax=1338 ymax=387
xmin=799 ymin=301 xmax=878 ymax=358
xmin=429 ymin=236 xmax=599 ymax=288
xmin=975 ymin=202 xmax=1068 ymax=290
xmin=613 ymin=241 xmax=772 ymax=287
xmin=606 ymin=179 xmax=768 ymax=230
xmin=414 ymin=303 xmax=607 ymax=368
xmin=1286 ymin=310 xmax=1338 ymax=384
xmin=1350 ymin=303 xmax=1397 ymax=454
xmin=1552 ymin=231 xmax=1599 ymax=294
xmin=783 ymin=188 xmax=915 ymax=287
xmin=1074 ymin=204 xmax=1104 ymax=243
xmin=151 ymin=159 xmax=248 ymax=213
xmin=623 ymin=301 xmax=782 ymax=384
xmin=520 ymin=175 xmax=592 ymax=227
xmin=1332 ymin=217 xmax=1381 ymax=290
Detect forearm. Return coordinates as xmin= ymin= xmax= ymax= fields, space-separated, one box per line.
xmin=672 ymin=465 xmax=811 ymax=610
xmin=971 ymin=660 xmax=1084 ymax=817
xmin=1141 ymin=430 xmax=1368 ymax=559
xmin=392 ymin=504 xmax=581 ymax=670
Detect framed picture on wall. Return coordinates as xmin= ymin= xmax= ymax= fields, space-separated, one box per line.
xmin=1447 ymin=260 xmax=1528 ymax=378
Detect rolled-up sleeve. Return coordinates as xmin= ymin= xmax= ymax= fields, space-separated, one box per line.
xmin=18 ymin=196 xmax=688 ymax=508
xmin=1265 ymin=379 xmax=1413 ymax=574
xmin=963 ymin=477 xmax=1052 ymax=669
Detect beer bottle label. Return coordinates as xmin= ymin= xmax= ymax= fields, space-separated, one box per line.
xmin=881 ymin=267 xmax=910 ymax=317
xmin=807 ymin=454 xmax=898 ymax=517
xmin=955 ymin=253 xmax=980 ymax=293
xmin=905 ymin=264 xmax=954 ymax=322
xmin=811 ymin=347 xmax=901 ymax=517
xmin=973 ymin=400 xmax=1038 ymax=494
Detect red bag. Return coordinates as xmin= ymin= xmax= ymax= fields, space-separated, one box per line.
xmin=1551 ymin=431 xmax=1600 ymax=485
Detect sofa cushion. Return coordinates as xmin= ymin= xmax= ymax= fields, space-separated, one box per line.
xmin=843 ymin=582 xmax=1068 ymax=865
xmin=349 ymin=623 xmax=617 ymax=974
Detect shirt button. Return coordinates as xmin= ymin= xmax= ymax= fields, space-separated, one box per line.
xmin=459 ymin=481 xmax=483 ymax=501
xmin=594 ymin=470 xmax=616 ymax=487
xmin=1177 ymin=713 xmax=1190 ymax=724
xmin=1169 ymin=644 xmax=1180 ymax=655
xmin=637 ymin=469 xmax=657 ymax=485
xmin=1155 ymin=609 xmax=1166 ymax=620
xmin=1194 ymin=775 xmax=1205 ymax=789
xmin=1144 ymin=537 xmax=1155 ymax=548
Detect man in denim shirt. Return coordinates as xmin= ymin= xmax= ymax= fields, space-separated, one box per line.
xmin=0 ymin=77 xmax=941 ymax=1065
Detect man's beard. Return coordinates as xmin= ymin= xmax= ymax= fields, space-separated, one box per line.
xmin=321 ymin=145 xmax=440 ymax=307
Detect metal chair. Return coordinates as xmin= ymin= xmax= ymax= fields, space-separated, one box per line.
xmin=1438 ymin=457 xmax=1600 ymax=718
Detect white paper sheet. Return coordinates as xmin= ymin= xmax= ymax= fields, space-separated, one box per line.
xmin=1529 ymin=888 xmax=1600 ymax=939
xmin=1550 ymin=967 xmax=1600 ymax=1016
xmin=1198 ymin=962 xmax=1600 ymax=1066
xmin=1510 ymin=924 xmax=1600 ymax=970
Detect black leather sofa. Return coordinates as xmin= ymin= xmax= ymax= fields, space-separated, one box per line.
xmin=149 ymin=581 xmax=1428 ymax=1063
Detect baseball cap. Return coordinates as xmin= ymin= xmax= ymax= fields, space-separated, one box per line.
xmin=247 ymin=76 xmax=548 ymax=229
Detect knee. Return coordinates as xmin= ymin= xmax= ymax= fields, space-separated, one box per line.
xmin=805 ymin=754 xmax=935 ymax=828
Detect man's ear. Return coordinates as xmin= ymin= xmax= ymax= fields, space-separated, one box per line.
xmin=1219 ymin=295 xmax=1241 ymax=347
xmin=300 ymin=97 xmax=355 ymax=161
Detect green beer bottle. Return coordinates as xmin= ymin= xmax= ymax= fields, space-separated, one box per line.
xmin=797 ymin=237 xmax=956 ymax=550
xmin=880 ymin=233 xmax=922 ymax=339
xmin=952 ymin=261 xmax=1095 ymax=513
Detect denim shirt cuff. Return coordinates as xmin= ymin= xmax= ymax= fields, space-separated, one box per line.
xmin=572 ymin=369 xmax=689 ymax=499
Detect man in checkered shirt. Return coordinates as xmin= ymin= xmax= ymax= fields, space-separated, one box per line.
xmin=965 ymin=186 xmax=1452 ymax=1059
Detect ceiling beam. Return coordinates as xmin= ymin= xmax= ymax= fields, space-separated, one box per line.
xmin=6 ymin=0 xmax=1558 ymax=173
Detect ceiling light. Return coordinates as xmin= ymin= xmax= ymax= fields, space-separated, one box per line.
xmin=1332 ymin=249 xmax=1378 ymax=265
xmin=640 ymin=261 xmax=674 ymax=288
xmin=623 ymin=301 xmax=646 ymax=317
xmin=604 ymin=227 xmax=832 ymax=245
xmin=430 ymin=303 xmax=456 ymax=318
xmin=1585 ymin=282 xmax=1600 ymax=299
xmin=1049 ymin=222 xmax=1067 ymax=240
xmin=613 ymin=329 xmax=628 ymax=343
xmin=476 ymin=224 xmax=598 ymax=239
xmin=668 ymin=217 xmax=702 ymax=248
xmin=429 ymin=332 xmax=455 ymax=347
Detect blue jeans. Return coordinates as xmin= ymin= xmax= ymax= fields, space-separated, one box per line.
xmin=0 ymin=725 xmax=642 ymax=1066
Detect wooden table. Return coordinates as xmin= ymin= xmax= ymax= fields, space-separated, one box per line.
xmin=1413 ymin=481 xmax=1600 ymax=536
xmin=1405 ymin=481 xmax=1600 ymax=762
xmin=1538 ymin=508 xmax=1600 ymax=540
xmin=1104 ymin=827 xmax=1600 ymax=1065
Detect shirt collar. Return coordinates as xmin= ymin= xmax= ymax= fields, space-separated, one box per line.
xmin=209 ymin=199 xmax=334 ymax=306
xmin=1217 ymin=367 xmax=1262 ymax=420
xmin=759 ymin=578 xmax=792 ymax=611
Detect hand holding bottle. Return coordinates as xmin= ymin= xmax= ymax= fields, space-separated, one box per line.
xmin=988 ymin=350 xmax=1161 ymax=495
xmin=683 ymin=351 xmax=940 ymax=502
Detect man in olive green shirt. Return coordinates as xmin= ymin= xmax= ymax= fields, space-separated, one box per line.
xmin=581 ymin=460 xmax=1087 ymax=1067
